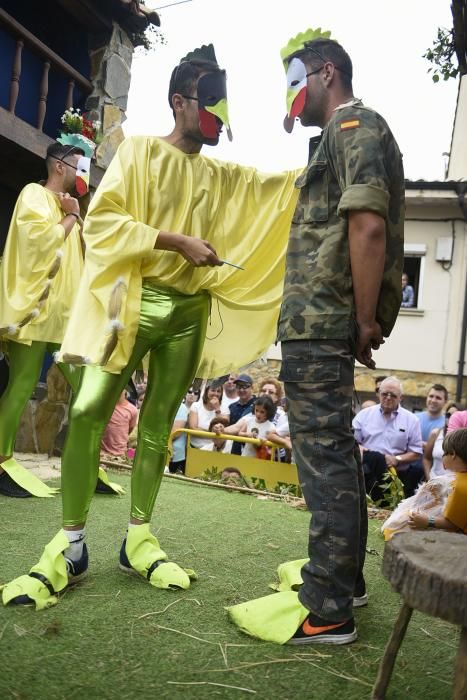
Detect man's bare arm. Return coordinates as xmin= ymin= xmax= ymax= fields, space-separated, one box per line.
xmin=348 ymin=210 xmax=386 ymax=368
xmin=385 ymin=451 xmax=421 ymax=468
xmin=155 ymin=231 xmax=222 ymax=267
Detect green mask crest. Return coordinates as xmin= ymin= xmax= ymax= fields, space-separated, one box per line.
xmin=280 ymin=28 xmax=332 ymax=70
xmin=180 ymin=43 xmax=218 ymax=66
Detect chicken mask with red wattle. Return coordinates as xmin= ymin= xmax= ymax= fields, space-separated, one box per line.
xmin=196 ymin=70 xmax=232 ymax=142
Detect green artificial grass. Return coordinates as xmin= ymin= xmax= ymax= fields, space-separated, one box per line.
xmin=0 ymin=474 xmax=458 ymax=700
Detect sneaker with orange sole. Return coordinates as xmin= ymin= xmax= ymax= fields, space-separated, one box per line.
xmin=288 ymin=613 xmax=357 ymax=645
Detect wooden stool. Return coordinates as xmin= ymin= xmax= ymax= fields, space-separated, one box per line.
xmin=372 ymin=531 xmax=467 ymax=699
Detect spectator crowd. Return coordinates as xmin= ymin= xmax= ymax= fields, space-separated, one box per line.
xmin=71 ymin=368 xmax=293 ymax=482
xmin=98 ymin=364 xmax=464 ymax=514
xmin=354 ymin=375 xmax=463 ymax=504
xmin=97 ymin=370 xmax=293 ymax=476
xmin=168 ymin=372 xmax=292 ymax=473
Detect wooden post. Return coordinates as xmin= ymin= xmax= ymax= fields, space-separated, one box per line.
xmin=454 ymin=627 xmax=467 ymax=700
xmin=66 ymin=79 xmax=74 ymax=110
xmin=37 ymin=60 xmax=50 ymax=131
xmin=371 ymin=603 xmax=413 ymax=700
xmin=8 ymin=39 xmax=23 ymax=114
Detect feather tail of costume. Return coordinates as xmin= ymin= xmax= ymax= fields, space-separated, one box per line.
xmin=100 ymin=277 xmax=127 ymax=365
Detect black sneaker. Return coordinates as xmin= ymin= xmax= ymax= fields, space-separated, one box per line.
xmin=0 ymin=470 xmax=32 ymax=498
xmin=8 ymin=544 xmax=89 ymax=606
xmin=119 ymin=538 xmax=132 ymax=571
xmin=119 ymin=538 xmax=166 ymax=580
xmin=353 ymin=574 xmax=368 ymax=608
xmin=64 ymin=543 xmax=89 ymax=581
xmin=288 ymin=613 xmax=357 ymax=645
xmin=95 ymin=478 xmax=117 ymax=494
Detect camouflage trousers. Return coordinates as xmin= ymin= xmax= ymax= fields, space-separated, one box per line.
xmin=279 ymin=336 xmax=367 ymax=622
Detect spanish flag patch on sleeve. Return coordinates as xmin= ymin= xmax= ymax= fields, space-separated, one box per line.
xmin=340 ymin=119 xmax=360 ymax=130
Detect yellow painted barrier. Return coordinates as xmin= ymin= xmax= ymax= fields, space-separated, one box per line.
xmin=169 ymin=429 xmax=300 ymax=496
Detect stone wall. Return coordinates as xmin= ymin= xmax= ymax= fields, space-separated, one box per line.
xmin=87 ymin=23 xmax=134 ymax=169
xmin=241 ymin=359 xmax=466 ymax=409
xmin=243 ymin=358 xmax=282 ymax=390
xmin=15 ymin=365 xmax=71 ymax=454
xmin=354 ymin=367 xmax=466 ymax=409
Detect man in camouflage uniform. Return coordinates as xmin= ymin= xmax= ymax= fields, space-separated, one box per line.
xmin=276 ymin=35 xmax=404 ymax=644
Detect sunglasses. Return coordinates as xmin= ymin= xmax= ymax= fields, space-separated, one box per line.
xmin=236 ymin=383 xmax=251 ymax=389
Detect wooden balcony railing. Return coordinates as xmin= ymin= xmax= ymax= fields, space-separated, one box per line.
xmin=0 ymin=8 xmax=93 ymax=131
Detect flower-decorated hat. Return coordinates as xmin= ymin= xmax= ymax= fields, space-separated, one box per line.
xmin=57 ymin=108 xmax=101 ymax=195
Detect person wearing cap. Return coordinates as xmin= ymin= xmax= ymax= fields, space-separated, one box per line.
xmin=0 ymin=141 xmax=88 ymax=499
xmin=225 ymin=374 xmax=257 ymax=454
xmin=2 ymin=44 xmax=300 ymax=610
xmin=228 ymin=30 xmax=404 ymax=645
xmin=229 ymin=374 xmax=255 ymax=422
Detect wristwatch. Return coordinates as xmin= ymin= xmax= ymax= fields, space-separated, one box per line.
xmin=395 ymin=456 xmax=402 ymax=463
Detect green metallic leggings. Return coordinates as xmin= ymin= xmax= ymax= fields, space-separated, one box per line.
xmin=0 ymin=340 xmax=80 ymax=458
xmin=61 ymin=283 xmax=210 ymax=526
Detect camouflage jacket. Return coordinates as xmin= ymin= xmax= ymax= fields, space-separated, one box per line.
xmin=277 ymin=99 xmax=404 ymax=342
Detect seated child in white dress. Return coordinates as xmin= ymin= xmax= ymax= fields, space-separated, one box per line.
xmin=383 ymin=429 xmax=467 ymax=539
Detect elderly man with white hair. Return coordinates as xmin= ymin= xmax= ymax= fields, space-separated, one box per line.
xmin=352 ymin=376 xmax=423 ymax=501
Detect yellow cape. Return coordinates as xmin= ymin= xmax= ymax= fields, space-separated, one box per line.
xmin=58 ymin=136 xmax=300 ymax=377
xmin=0 ymin=184 xmax=83 ymax=344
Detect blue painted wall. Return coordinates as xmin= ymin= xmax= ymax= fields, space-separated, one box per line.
xmin=0 ymin=0 xmax=91 ymax=138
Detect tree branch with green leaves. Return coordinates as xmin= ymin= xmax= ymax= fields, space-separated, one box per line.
xmin=424 ymin=0 xmax=467 ymax=81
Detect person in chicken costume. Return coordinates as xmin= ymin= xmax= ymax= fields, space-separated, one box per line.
xmin=0 ymin=134 xmax=93 ymax=499
xmin=1 ymin=44 xmax=300 ymax=609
